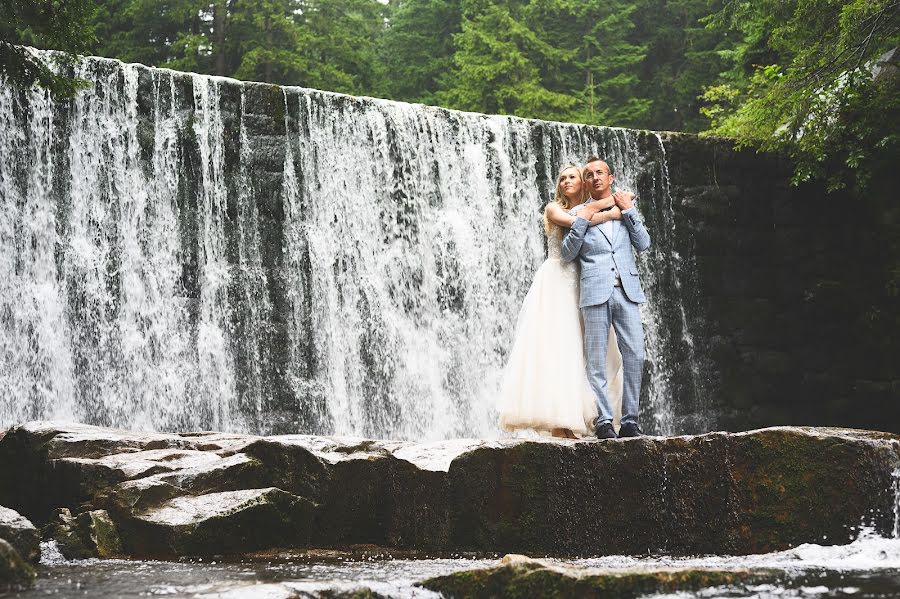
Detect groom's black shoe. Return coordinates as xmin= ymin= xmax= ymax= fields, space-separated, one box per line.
xmin=618 ymin=422 xmax=643 ymax=438
xmin=595 ymin=422 xmax=618 ymax=439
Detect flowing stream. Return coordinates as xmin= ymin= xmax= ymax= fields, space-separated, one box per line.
xmin=3 ymin=530 xmax=898 ymax=599
xmin=0 ymin=54 xmax=712 ymax=439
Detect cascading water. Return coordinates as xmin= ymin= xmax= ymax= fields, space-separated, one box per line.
xmin=0 ymin=54 xmax=707 ymax=439
xmin=893 ymin=467 xmax=900 ymax=539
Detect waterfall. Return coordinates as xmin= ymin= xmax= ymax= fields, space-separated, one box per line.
xmin=893 ymin=468 xmax=899 ymax=539
xmin=0 ymin=54 xmax=708 ymax=439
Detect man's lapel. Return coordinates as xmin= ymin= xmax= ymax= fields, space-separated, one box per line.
xmin=597 ymin=220 xmax=612 ymax=246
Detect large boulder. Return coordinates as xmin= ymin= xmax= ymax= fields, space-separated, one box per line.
xmin=0 ymin=422 xmax=897 ymax=558
xmin=0 ymin=506 xmax=39 ymax=564
xmin=0 ymin=538 xmax=34 ymax=591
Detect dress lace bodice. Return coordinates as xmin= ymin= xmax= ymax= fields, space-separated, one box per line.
xmin=546 ymin=232 xmax=579 ymax=292
xmin=547 ymin=233 xmax=563 ymax=260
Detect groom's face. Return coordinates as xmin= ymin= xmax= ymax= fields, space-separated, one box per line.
xmin=583 ymin=160 xmax=613 ymax=198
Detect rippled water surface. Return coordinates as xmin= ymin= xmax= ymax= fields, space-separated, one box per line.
xmin=5 ymin=532 xmax=900 ymax=598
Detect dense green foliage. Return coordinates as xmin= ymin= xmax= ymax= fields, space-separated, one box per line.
xmin=0 ymin=0 xmax=897 ymax=190
xmin=701 ymin=0 xmax=900 ymax=193
xmin=0 ymin=0 xmax=96 ymax=97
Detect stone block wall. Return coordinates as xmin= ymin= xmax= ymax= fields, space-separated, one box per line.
xmin=659 ymin=133 xmax=900 ymax=432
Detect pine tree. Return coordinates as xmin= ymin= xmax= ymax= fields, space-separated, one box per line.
xmin=631 ymin=0 xmax=737 ymax=132
xmin=437 ymin=0 xmax=574 ymax=120
xmin=378 ymin=0 xmax=462 ymax=104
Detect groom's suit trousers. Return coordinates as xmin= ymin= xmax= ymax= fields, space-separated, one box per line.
xmin=582 ymin=288 xmax=644 ymax=425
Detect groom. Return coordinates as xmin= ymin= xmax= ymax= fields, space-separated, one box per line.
xmin=561 ymin=157 xmax=651 ymax=439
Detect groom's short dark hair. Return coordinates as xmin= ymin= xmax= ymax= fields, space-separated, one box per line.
xmin=585 ymin=156 xmax=614 ymax=175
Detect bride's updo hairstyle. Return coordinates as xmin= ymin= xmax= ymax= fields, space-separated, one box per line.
xmin=544 ymin=164 xmax=586 ymax=237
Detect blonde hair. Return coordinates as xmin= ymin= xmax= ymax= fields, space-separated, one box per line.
xmin=544 ymin=164 xmax=586 ymax=237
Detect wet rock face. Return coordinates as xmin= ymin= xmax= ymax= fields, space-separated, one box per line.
xmin=448 ymin=428 xmax=900 ymax=555
xmin=0 ymin=422 xmax=897 ymax=558
xmin=0 ymin=506 xmax=39 ymax=564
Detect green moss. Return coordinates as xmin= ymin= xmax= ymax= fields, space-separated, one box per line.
xmin=419 ymin=560 xmax=541 ymax=598
xmin=77 ymin=510 xmax=123 ymax=558
xmin=728 ymin=429 xmax=876 ymax=551
xmin=268 ymin=85 xmax=286 ymax=126
xmin=419 ymin=560 xmax=761 ymax=599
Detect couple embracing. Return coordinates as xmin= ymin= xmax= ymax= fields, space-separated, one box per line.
xmin=499 ymin=157 xmax=652 ymax=440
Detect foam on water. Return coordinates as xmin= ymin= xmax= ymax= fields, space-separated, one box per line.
xmin=573 ymin=528 xmax=900 ymax=573
xmin=31 ymin=531 xmax=900 ymax=599
xmin=38 ymin=540 xmax=66 ymax=566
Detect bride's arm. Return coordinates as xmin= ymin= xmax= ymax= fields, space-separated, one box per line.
xmin=594 ymin=206 xmax=622 ymax=224
xmin=546 ymin=203 xmax=622 ymax=227
xmin=545 ymin=203 xmax=579 ymax=228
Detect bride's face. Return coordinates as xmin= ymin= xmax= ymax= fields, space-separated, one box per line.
xmin=558 ymin=168 xmax=582 ymax=201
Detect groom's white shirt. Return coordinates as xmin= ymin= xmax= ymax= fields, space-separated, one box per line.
xmin=599 ymin=213 xmax=615 ymax=243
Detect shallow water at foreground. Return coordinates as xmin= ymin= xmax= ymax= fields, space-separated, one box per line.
xmin=6 ymin=531 xmax=900 ymax=598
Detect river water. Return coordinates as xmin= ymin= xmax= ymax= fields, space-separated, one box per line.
xmin=5 ymin=531 xmax=898 ymax=598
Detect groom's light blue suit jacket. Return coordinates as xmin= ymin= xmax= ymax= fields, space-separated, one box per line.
xmin=561 ymin=203 xmax=652 ymax=308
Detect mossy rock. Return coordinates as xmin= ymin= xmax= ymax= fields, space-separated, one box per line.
xmin=43 ymin=507 xmax=124 ymax=559
xmin=0 ymin=505 xmax=40 ymax=564
xmin=419 ymin=556 xmax=764 ymax=599
xmin=44 ymin=508 xmax=90 ymax=559
xmin=77 ymin=510 xmax=124 ymax=558
xmin=0 ymin=538 xmax=35 ymax=591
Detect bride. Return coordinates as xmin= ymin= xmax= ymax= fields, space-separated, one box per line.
xmin=499 ymin=164 xmax=624 ymax=438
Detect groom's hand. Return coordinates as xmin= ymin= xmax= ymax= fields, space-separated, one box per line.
xmin=613 ymin=191 xmax=635 ymax=211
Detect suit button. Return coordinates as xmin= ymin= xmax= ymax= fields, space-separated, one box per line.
xmin=611 ymin=268 xmax=615 ymax=271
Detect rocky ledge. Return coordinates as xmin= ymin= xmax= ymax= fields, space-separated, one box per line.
xmin=0 ymin=422 xmax=897 ymax=559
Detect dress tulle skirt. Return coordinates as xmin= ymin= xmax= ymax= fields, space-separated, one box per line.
xmin=498 ymin=257 xmax=622 ymax=436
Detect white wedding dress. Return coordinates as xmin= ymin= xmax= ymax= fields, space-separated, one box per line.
xmin=499 ymin=231 xmax=623 ymax=436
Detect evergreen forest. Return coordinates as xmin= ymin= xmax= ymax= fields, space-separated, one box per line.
xmin=1 ymin=0 xmax=898 ymax=192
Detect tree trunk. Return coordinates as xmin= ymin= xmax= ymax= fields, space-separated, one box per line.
xmin=214 ymin=0 xmax=227 ymax=77
xmin=586 ymin=45 xmax=594 ymax=121
xmin=264 ymin=16 xmax=273 ymax=83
